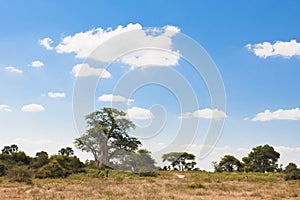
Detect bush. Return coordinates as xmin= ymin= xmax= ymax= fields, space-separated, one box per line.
xmin=35 ymin=155 xmax=85 ymax=178
xmin=35 ymin=159 xmax=69 ymax=178
xmin=188 ymin=182 xmax=206 ymax=189
xmin=285 ymin=169 xmax=300 ymax=181
xmin=7 ymin=166 xmax=32 ymax=184
xmin=0 ymin=163 xmax=6 ymax=176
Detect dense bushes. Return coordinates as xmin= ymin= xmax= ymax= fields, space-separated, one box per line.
xmin=36 ymin=155 xmax=84 ymax=178
xmin=0 ymin=145 xmax=85 ymax=181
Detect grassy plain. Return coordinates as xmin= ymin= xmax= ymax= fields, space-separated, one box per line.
xmin=0 ymin=170 xmax=299 ymax=200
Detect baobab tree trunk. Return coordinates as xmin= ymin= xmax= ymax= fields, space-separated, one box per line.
xmin=96 ymin=138 xmax=109 ymax=169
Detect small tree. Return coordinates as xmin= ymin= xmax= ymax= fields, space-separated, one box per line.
xmin=59 ymin=147 xmax=74 ymax=157
xmin=162 ymin=152 xmax=196 ymax=171
xmin=216 ymin=155 xmax=242 ymax=172
xmin=2 ymin=144 xmax=19 ymax=154
xmin=284 ymin=163 xmax=297 ymax=174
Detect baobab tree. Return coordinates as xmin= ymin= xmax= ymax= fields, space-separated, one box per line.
xmin=74 ymin=107 xmax=141 ymax=169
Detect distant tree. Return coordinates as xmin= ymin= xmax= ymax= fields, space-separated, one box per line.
xmin=118 ymin=149 xmax=156 ymax=173
xmin=162 ymin=152 xmax=196 ymax=171
xmin=215 ymin=155 xmax=242 ymax=172
xmin=242 ymin=144 xmax=280 ymax=173
xmin=74 ymin=108 xmax=141 ymax=169
xmin=59 ymin=147 xmax=74 ymax=157
xmin=1 ymin=144 xmax=18 ymax=154
xmin=284 ymin=163 xmax=297 ymax=174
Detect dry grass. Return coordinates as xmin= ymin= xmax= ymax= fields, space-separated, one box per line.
xmin=0 ymin=170 xmax=299 ymax=199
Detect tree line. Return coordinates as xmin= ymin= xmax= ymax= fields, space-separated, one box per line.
xmin=0 ymin=107 xmax=299 ymax=183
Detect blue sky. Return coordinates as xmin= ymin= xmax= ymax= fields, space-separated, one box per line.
xmin=1 ymin=1 xmax=300 ymax=170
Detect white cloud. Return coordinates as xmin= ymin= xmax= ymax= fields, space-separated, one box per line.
xmin=53 ymin=23 xmax=180 ymax=67
xmin=71 ymin=63 xmax=111 ymax=78
xmin=5 ymin=66 xmax=23 ymax=74
xmin=98 ymin=94 xmax=134 ymax=104
xmin=39 ymin=37 xmax=54 ymax=50
xmin=180 ymin=108 xmax=227 ymax=119
xmin=251 ymin=108 xmax=300 ymax=122
xmin=0 ymin=105 xmax=12 ymax=112
xmin=246 ymin=40 xmax=300 ymax=58
xmin=122 ymin=49 xmax=180 ymax=69
xmin=126 ymin=107 xmax=154 ymax=120
xmin=21 ymin=104 xmax=45 ymax=112
xmin=47 ymin=92 xmax=66 ymax=98
xmin=30 ymin=60 xmax=44 ymax=68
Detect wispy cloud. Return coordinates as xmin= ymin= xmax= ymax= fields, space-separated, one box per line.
xmin=5 ymin=66 xmax=23 ymax=74
xmin=246 ymin=40 xmax=300 ymax=58
xmin=180 ymin=108 xmax=227 ymax=119
xmin=0 ymin=105 xmax=12 ymax=112
xmin=47 ymin=92 xmax=66 ymax=98
xmin=21 ymin=104 xmax=45 ymax=112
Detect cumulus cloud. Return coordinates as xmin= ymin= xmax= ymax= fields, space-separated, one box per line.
xmin=39 ymin=37 xmax=54 ymax=50
xmin=98 ymin=94 xmax=134 ymax=104
xmin=71 ymin=63 xmax=111 ymax=78
xmin=52 ymin=23 xmax=180 ymax=68
xmin=47 ymin=92 xmax=66 ymax=98
xmin=126 ymin=107 xmax=154 ymax=120
xmin=251 ymin=108 xmax=300 ymax=122
xmin=21 ymin=104 xmax=45 ymax=112
xmin=246 ymin=40 xmax=300 ymax=58
xmin=180 ymin=108 xmax=227 ymax=119
xmin=30 ymin=60 xmax=44 ymax=67
xmin=0 ymin=105 xmax=12 ymax=112
xmin=5 ymin=66 xmax=23 ymax=74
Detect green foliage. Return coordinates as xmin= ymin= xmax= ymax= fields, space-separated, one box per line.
xmin=242 ymin=144 xmax=280 ymax=173
xmin=284 ymin=162 xmax=297 ymax=173
xmin=1 ymin=144 xmax=18 ymax=154
xmin=162 ymin=152 xmax=196 ymax=171
xmin=0 ymin=163 xmax=6 ymax=176
xmin=30 ymin=151 xmax=49 ymax=169
xmin=114 ymin=149 xmax=156 ymax=173
xmin=7 ymin=166 xmax=32 ymax=184
xmin=35 ymin=155 xmax=85 ymax=178
xmin=214 ymin=155 xmax=242 ymax=172
xmin=58 ymin=147 xmax=74 ymax=156
xmin=11 ymin=151 xmax=31 ymax=165
xmin=188 ymin=182 xmax=206 ymax=189
xmin=285 ymin=169 xmax=300 ymax=181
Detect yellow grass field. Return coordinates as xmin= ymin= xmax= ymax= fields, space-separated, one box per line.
xmin=0 ymin=170 xmax=299 ymax=200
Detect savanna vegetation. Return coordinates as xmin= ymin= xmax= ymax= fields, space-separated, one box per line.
xmin=0 ymin=107 xmax=299 ymax=199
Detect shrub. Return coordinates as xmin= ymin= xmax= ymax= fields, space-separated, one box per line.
xmin=7 ymin=166 xmax=32 ymax=184
xmin=188 ymin=182 xmax=206 ymax=189
xmin=0 ymin=163 xmax=6 ymax=176
xmin=35 ymin=155 xmax=85 ymax=178
xmin=285 ymin=169 xmax=300 ymax=181
xmin=35 ymin=159 xmax=69 ymax=178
